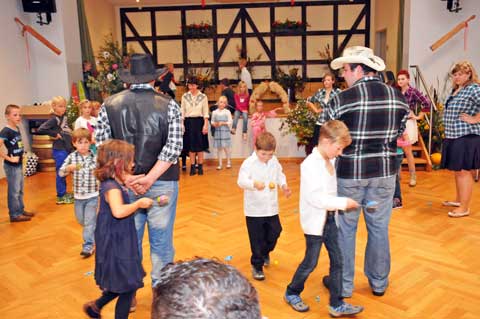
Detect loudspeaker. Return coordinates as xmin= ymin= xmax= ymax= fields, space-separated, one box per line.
xmin=22 ymin=0 xmax=57 ymax=13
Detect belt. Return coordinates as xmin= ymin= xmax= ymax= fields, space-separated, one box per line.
xmin=326 ymin=210 xmax=336 ymax=217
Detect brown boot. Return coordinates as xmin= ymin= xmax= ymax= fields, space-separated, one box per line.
xmin=10 ymin=215 xmax=31 ymax=222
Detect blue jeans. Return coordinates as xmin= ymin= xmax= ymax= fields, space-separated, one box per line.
xmin=74 ymin=196 xmax=98 ymax=251
xmin=286 ymin=214 xmax=343 ymax=307
xmin=4 ymin=163 xmax=24 ymax=219
xmin=131 ymin=180 xmax=178 ymax=287
xmin=394 ymin=154 xmax=403 ymax=200
xmin=337 ymin=175 xmax=395 ymax=296
xmin=53 ymin=149 xmax=68 ymax=197
xmin=232 ymin=110 xmax=248 ymax=134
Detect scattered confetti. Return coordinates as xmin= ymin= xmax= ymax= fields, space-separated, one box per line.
xmin=273 ymin=260 xmax=279 ymax=265
xmin=426 ymin=201 xmax=432 ymax=206
xmin=224 ymin=255 xmax=233 ymax=262
xmin=84 ymin=270 xmax=93 ymax=276
xmin=292 ymin=209 xmax=298 ymax=214
xmin=315 ymin=296 xmax=321 ymax=303
xmin=212 ymin=211 xmax=218 ymax=216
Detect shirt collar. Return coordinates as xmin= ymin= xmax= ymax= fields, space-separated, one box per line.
xmin=130 ymin=83 xmax=154 ymax=91
xmin=353 ymin=75 xmax=383 ymax=86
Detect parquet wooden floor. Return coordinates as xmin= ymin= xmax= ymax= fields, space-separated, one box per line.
xmin=1 ymin=160 xmax=479 ymax=319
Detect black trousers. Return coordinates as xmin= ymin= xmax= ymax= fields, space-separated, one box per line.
xmin=246 ymin=215 xmax=282 ymax=270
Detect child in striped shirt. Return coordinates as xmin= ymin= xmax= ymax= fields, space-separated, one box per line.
xmin=59 ymin=128 xmax=98 ymax=257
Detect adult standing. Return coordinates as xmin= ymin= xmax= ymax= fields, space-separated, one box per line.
xmin=181 ymin=77 xmax=209 ymax=176
xmin=95 ymin=54 xmax=183 ymax=299
xmin=441 ymin=61 xmax=480 ymax=218
xmin=239 ymin=58 xmax=253 ymax=96
xmin=318 ymin=46 xmax=409 ymax=297
xmin=396 ymin=69 xmax=432 ymax=187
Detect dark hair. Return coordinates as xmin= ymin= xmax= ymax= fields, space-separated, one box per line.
xmin=95 ymin=139 xmax=135 ymax=183
xmin=220 ymin=78 xmax=230 ymax=86
xmin=255 ymin=132 xmax=276 ymax=151
xmin=152 ymin=258 xmax=261 ymax=319
xmin=349 ymin=63 xmax=376 ymax=74
xmin=72 ymin=128 xmax=91 ymax=143
xmin=5 ymin=104 xmax=20 ymax=115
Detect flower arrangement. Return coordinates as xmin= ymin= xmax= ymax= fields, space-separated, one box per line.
xmin=87 ymin=34 xmax=125 ymax=99
xmin=183 ymin=22 xmax=214 ymax=39
xmin=186 ymin=61 xmax=216 ymax=91
xmin=275 ymin=67 xmax=305 ymax=102
xmin=272 ymin=19 xmax=309 ymax=33
xmin=280 ymin=99 xmax=317 ymax=146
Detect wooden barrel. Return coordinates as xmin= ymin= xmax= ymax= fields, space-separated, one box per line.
xmin=32 ymin=135 xmax=56 ymax=172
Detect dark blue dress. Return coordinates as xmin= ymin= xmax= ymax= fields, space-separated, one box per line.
xmin=94 ymin=179 xmax=145 ymax=293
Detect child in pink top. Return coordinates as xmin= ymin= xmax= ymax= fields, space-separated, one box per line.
xmin=232 ymin=81 xmax=250 ymax=140
xmin=250 ymin=100 xmax=282 ymax=146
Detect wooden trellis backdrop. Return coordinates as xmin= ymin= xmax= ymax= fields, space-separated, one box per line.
xmin=120 ymin=0 xmax=370 ymax=82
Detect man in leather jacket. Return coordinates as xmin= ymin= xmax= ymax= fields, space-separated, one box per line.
xmin=95 ymin=54 xmax=183 ymax=292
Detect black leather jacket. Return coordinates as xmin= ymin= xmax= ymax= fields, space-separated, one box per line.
xmin=104 ymin=89 xmax=179 ymax=181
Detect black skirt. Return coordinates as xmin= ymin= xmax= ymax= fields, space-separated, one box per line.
xmin=184 ymin=117 xmax=209 ymax=152
xmin=441 ymin=134 xmax=480 ymax=171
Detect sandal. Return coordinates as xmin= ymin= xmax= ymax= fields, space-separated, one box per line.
xmin=448 ymin=210 xmax=469 ymax=218
xmin=284 ymin=294 xmax=310 ymax=312
xmin=442 ymin=201 xmax=460 ymax=207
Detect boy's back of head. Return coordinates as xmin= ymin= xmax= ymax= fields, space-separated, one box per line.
xmin=319 ymin=120 xmax=352 ymax=147
xmin=255 ymin=132 xmax=276 ymax=151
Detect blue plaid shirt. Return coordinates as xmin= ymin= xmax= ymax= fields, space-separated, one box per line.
xmin=443 ymin=83 xmax=480 ymax=139
xmin=318 ymin=76 xmax=410 ymax=180
xmin=95 ymin=84 xmax=183 ymax=163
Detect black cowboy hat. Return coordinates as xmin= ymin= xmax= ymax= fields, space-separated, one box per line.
xmin=119 ymin=54 xmax=166 ymax=84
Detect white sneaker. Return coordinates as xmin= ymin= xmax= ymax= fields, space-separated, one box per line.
xmin=226 ymin=163 xmax=232 ymax=169
xmin=216 ymin=165 xmax=222 ymax=170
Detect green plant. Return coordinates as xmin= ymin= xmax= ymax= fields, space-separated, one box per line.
xmin=280 ymin=99 xmax=317 ymax=146
xmin=183 ymin=22 xmax=214 ymax=39
xmin=186 ymin=61 xmax=216 ymax=91
xmin=272 ymin=19 xmax=309 ymax=32
xmin=275 ymin=67 xmax=305 ymax=101
xmin=87 ymin=34 xmax=126 ymax=98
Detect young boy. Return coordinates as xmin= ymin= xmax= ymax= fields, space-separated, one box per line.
xmin=284 ymin=120 xmax=364 ymax=318
xmin=38 ymin=96 xmax=74 ymax=204
xmin=59 ymin=128 xmax=98 ymax=257
xmin=237 ymin=132 xmax=291 ymax=280
xmin=0 ymin=105 xmax=35 ymax=222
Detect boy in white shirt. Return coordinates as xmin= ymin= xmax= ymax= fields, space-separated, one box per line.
xmin=238 ymin=132 xmax=291 ymax=281
xmin=284 ymin=120 xmax=364 ymax=318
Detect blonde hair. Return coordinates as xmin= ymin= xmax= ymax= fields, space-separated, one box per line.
xmin=450 ymin=61 xmax=479 ymax=89
xmin=237 ymin=81 xmax=248 ymax=94
xmin=319 ymin=120 xmax=352 ymax=147
xmin=217 ymin=95 xmax=228 ymax=105
xmin=51 ymin=96 xmax=66 ymax=107
xmin=78 ymin=99 xmax=92 ymax=116
xmin=255 ymin=132 xmax=276 ymax=151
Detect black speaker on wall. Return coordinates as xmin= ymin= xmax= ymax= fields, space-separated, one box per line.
xmin=22 ymin=0 xmax=57 ymax=13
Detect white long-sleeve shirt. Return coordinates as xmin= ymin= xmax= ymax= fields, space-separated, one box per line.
xmin=237 ymin=152 xmax=287 ymax=217
xmin=300 ymin=147 xmax=348 ymax=236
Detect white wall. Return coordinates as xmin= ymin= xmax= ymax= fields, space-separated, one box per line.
xmin=0 ymin=0 xmax=82 ymax=179
xmin=406 ymin=0 xmax=480 ymax=96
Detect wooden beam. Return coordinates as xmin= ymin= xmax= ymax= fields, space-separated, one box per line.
xmin=430 ymin=15 xmax=476 ymax=51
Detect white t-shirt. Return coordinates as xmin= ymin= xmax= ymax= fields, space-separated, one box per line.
xmin=240 ymin=67 xmax=253 ymax=90
xmin=74 ymin=116 xmax=97 ymax=134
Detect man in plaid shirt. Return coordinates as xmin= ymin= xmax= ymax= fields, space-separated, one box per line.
xmin=95 ymin=54 xmax=182 ymax=308
xmin=318 ymin=46 xmax=409 ymax=298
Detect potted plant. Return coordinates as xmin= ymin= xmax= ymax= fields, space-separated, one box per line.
xmin=280 ymin=99 xmax=317 ymax=154
xmin=272 ymin=19 xmax=309 ymax=33
xmin=183 ymin=22 xmax=215 ymax=40
xmin=275 ymin=67 xmax=305 ymax=102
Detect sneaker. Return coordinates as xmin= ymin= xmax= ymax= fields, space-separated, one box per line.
xmin=263 ymin=255 xmax=270 ymax=267
xmin=392 ymin=198 xmax=403 ymax=209
xmin=448 ymin=210 xmax=469 ymax=218
xmin=10 ymin=215 xmax=31 ymax=222
xmin=226 ymin=162 xmax=232 ymax=169
xmin=329 ymin=302 xmax=364 ymax=318
xmin=409 ymin=174 xmax=416 ymax=187
xmin=251 ymin=267 xmax=265 ymax=281
xmin=22 ymin=211 xmax=35 ymax=217
xmin=284 ymin=293 xmax=310 ymax=312
xmin=216 ymin=165 xmax=222 ymax=170
xmin=56 ymin=195 xmax=74 ymax=205
xmin=80 ymin=248 xmax=95 ymax=258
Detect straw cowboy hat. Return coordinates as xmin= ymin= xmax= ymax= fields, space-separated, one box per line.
xmin=330 ymin=46 xmax=385 ymax=72
xmin=119 ymin=53 xmax=166 ymax=84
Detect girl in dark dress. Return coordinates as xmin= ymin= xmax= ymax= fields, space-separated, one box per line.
xmin=83 ymin=139 xmax=153 ymax=319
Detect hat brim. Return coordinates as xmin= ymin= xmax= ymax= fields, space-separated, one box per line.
xmin=119 ymin=67 xmax=166 ymax=84
xmin=330 ymin=56 xmax=385 ymax=72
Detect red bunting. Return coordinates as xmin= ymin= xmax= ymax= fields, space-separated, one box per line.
xmin=201 ymin=0 xmax=205 ymax=8
xmin=291 ymin=0 xmax=295 ymax=5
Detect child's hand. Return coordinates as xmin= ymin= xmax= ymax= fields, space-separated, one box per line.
xmin=282 ymin=185 xmax=292 ymax=198
xmin=137 ymin=197 xmax=154 ymax=209
xmin=54 ymin=133 xmax=62 ymax=140
xmin=253 ymin=181 xmax=265 ymax=190
xmin=346 ymin=198 xmax=360 ymax=210
xmin=8 ymin=156 xmax=20 ymax=163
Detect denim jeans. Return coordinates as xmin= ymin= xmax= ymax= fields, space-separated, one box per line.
xmin=286 ymin=214 xmax=343 ymax=307
xmin=337 ymin=175 xmax=395 ymax=296
xmin=394 ymin=154 xmax=404 ymax=200
xmin=4 ymin=163 xmax=24 ymax=219
xmin=232 ymin=110 xmax=248 ymax=134
xmin=74 ymin=196 xmax=98 ymax=251
xmin=53 ymin=149 xmax=68 ymax=197
xmin=131 ymin=180 xmax=178 ymax=287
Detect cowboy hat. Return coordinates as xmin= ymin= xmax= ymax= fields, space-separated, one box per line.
xmin=330 ymin=46 xmax=385 ymax=72
xmin=119 ymin=53 xmax=166 ymax=84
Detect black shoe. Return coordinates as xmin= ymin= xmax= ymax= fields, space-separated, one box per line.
xmin=22 ymin=211 xmax=35 ymax=217
xmin=197 ymin=164 xmax=204 ymax=175
xmin=181 ymin=165 xmax=187 ymax=172
xmin=10 ymin=215 xmax=31 ymax=222
xmin=190 ymin=165 xmax=196 ymax=176
xmin=372 ymin=290 xmax=385 ymax=296
xmin=80 ymin=248 xmax=95 ymax=258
